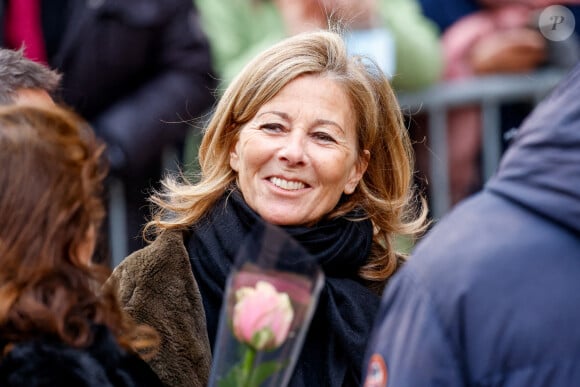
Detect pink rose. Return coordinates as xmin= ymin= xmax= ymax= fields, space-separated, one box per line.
xmin=233 ymin=281 xmax=294 ymax=351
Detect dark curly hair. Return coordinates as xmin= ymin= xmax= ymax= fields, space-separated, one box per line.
xmin=0 ymin=105 xmax=156 ymax=357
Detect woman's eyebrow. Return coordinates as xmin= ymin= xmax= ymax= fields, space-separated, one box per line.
xmin=313 ymin=119 xmax=344 ymax=134
xmin=257 ymin=111 xmax=288 ymax=120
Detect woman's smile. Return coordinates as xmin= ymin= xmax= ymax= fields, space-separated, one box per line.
xmin=268 ymin=176 xmax=308 ymax=191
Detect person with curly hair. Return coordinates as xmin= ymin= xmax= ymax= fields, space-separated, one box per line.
xmin=0 ymin=104 xmax=162 ymax=386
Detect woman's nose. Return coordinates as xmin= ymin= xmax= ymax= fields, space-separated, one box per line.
xmin=278 ymin=131 xmax=306 ymax=166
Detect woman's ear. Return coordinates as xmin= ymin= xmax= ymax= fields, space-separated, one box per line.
xmin=229 ymin=141 xmax=241 ymax=172
xmin=344 ymin=150 xmax=370 ymax=194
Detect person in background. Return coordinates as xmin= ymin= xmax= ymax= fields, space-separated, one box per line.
xmin=196 ymin=0 xmax=442 ymax=93
xmin=362 ymin=63 xmax=580 ymax=386
xmin=0 ymin=104 xmax=163 ymax=386
xmin=1 ymin=0 xmax=216 ymax=256
xmin=417 ymin=0 xmax=580 ymax=204
xmin=0 ymin=46 xmax=119 ymax=264
xmin=0 ymin=47 xmax=60 ymax=106
xmin=108 ymin=30 xmax=429 ymax=386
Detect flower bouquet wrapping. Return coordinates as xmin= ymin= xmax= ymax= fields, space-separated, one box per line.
xmin=208 ymin=223 xmax=324 ymax=387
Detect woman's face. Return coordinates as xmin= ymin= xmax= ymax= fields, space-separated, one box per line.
xmin=230 ymin=74 xmax=368 ymax=225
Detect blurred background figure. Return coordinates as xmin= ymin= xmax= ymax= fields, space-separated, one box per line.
xmin=417 ymin=0 xmax=580 ymax=205
xmin=0 ymin=104 xmax=162 ymax=386
xmin=1 ymin=0 xmax=216 ymax=261
xmin=196 ymin=0 xmax=442 ymax=93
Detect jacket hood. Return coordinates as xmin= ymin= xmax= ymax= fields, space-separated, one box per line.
xmin=487 ymin=65 xmax=580 ymax=234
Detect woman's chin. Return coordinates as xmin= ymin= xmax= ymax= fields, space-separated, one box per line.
xmin=258 ymin=210 xmax=311 ymax=227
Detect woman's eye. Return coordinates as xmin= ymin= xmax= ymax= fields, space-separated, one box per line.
xmin=313 ymin=132 xmax=336 ymax=143
xmin=260 ymin=123 xmax=284 ymax=132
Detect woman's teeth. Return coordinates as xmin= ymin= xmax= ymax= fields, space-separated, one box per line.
xmin=270 ymin=177 xmax=305 ymax=190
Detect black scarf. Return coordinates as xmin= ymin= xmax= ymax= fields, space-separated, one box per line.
xmin=186 ymin=191 xmax=380 ymax=386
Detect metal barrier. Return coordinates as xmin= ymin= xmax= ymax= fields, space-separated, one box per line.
xmin=397 ymin=68 xmax=567 ymax=220
xmin=108 ymin=177 xmax=129 ymax=267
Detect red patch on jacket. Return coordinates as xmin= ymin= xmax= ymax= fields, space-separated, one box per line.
xmin=363 ymin=353 xmax=388 ymax=387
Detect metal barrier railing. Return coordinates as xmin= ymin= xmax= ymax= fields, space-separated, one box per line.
xmin=397 ymin=67 xmax=566 ymax=220
xmin=107 ymin=177 xmax=128 ymax=267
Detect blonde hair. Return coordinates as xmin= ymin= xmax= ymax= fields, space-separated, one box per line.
xmin=147 ymin=30 xmax=428 ymax=284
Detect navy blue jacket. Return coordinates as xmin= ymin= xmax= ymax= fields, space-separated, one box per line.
xmin=363 ymin=64 xmax=580 ymax=386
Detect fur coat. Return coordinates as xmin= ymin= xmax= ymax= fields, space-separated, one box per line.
xmin=106 ymin=230 xmax=211 ymax=387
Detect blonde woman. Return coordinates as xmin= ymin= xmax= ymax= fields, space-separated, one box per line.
xmin=111 ymin=30 xmax=428 ymax=386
